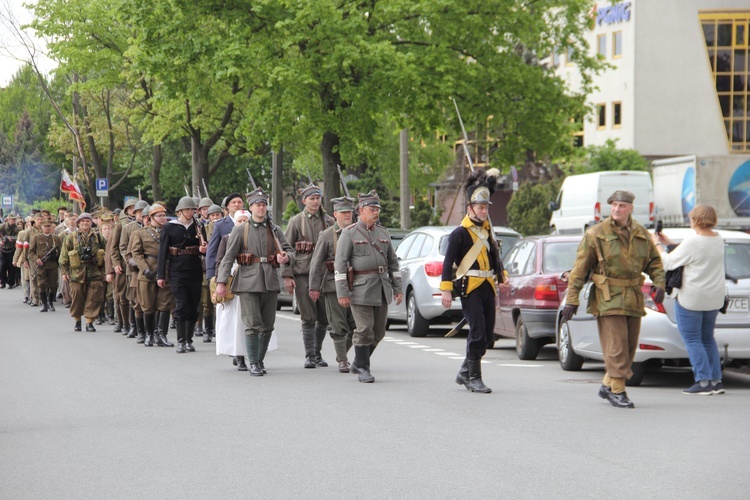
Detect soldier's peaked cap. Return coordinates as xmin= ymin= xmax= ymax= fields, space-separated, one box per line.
xmin=246 ymin=188 xmax=268 ymax=206
xmin=299 ymin=183 xmax=322 ymax=200
xmin=331 ymin=196 xmax=355 ymax=212
xmin=358 ymin=190 xmax=380 ymax=208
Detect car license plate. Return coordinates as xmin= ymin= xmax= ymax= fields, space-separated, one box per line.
xmin=727 ymin=297 xmax=749 ymax=313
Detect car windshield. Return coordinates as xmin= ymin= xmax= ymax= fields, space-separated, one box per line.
xmin=543 ymin=241 xmax=580 ymax=273
xmin=726 ymin=242 xmax=750 ymax=280
xmin=438 ymin=232 xmax=520 ymax=257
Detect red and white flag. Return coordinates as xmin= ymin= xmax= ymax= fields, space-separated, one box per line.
xmin=60 ymin=169 xmax=86 ymax=210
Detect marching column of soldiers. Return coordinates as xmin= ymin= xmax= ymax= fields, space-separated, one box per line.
xmin=1 ymin=176 xmax=416 ymax=386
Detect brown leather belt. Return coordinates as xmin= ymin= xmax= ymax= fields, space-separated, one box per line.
xmin=169 ymin=246 xmax=199 ymax=256
xmin=237 ymin=253 xmax=275 ymax=265
xmin=355 ymin=266 xmax=386 ymax=275
xmin=325 ymin=261 xmax=335 ymax=272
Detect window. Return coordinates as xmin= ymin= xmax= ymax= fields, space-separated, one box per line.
xmin=612 ymin=102 xmax=622 ymax=127
xmin=597 ymin=34 xmax=607 ymax=57
xmin=566 ymin=47 xmax=575 ymax=66
xmin=396 ymin=234 xmax=416 ymax=260
xmin=552 ymin=47 xmax=562 ymax=67
xmin=613 ymin=31 xmax=623 ymax=58
xmin=597 ymin=103 xmax=606 ymax=129
xmin=418 ymin=235 xmax=433 ymax=258
xmin=701 ymin=13 xmax=750 ymax=152
xmin=405 ymin=233 xmax=426 ymax=260
xmin=570 ymin=114 xmax=584 ymax=147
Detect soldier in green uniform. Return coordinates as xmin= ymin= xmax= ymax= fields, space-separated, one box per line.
xmin=106 ymin=199 xmax=136 ymax=334
xmin=60 ymin=213 xmax=107 ymax=332
xmin=1 ymin=213 xmax=20 ymax=289
xmin=334 ymin=190 xmax=403 ymax=383
xmin=197 ymin=196 xmax=214 ymax=343
xmin=283 ymin=183 xmax=335 ymax=368
xmin=309 ymin=196 xmax=357 ymax=373
xmin=214 ymin=188 xmax=294 ymax=376
xmin=562 ymin=190 xmax=666 ymax=409
xmin=25 ymin=214 xmax=44 ymax=306
xmin=121 ymin=200 xmax=149 ymax=340
xmin=28 ymin=219 xmax=62 ymax=312
xmin=132 ymin=204 xmax=174 ymax=347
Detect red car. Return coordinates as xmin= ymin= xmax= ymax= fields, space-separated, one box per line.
xmin=494 ymin=235 xmax=582 ymax=359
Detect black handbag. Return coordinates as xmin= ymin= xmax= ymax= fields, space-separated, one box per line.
xmin=664 ymin=244 xmax=683 ymax=294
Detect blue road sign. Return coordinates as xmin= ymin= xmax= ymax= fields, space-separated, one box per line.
xmin=96 ymin=178 xmax=109 ymax=197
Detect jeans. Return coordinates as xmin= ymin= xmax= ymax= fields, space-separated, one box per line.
xmin=675 ymin=300 xmax=722 ymax=382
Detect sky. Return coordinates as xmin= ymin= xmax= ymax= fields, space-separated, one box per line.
xmin=0 ymin=0 xmax=55 ymax=86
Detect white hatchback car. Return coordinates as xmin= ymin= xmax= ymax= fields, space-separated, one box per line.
xmin=555 ymin=228 xmax=750 ymax=386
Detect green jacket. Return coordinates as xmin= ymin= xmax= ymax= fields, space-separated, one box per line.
xmin=566 ymin=216 xmax=665 ymax=317
xmin=60 ymin=230 xmax=106 ymax=283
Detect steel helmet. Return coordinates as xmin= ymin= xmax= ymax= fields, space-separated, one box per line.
xmin=175 ymin=196 xmax=198 ymax=212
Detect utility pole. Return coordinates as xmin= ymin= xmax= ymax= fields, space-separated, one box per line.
xmin=399 ymin=128 xmax=410 ymax=229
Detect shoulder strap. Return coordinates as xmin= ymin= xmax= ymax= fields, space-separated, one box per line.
xmin=455 ymin=227 xmax=489 ymax=279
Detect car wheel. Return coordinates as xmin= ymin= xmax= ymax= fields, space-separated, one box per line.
xmin=557 ymin=320 xmax=584 ymax=371
xmin=626 ymin=362 xmax=647 ymax=387
xmin=515 ymin=317 xmax=541 ymax=360
xmin=292 ymin=292 xmax=299 ymax=315
xmin=406 ymin=292 xmax=429 ymax=337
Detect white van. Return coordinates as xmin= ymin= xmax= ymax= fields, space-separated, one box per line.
xmin=548 ymin=171 xmax=654 ymax=234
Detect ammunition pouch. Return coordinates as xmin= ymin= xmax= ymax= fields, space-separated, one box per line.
xmin=68 ymin=249 xmax=81 ymax=269
xmin=324 ymin=261 xmax=335 ymax=273
xmin=294 ymin=240 xmax=315 ymax=254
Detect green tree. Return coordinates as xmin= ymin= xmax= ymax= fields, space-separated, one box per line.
xmin=507 ymin=178 xmax=562 ymax=236
xmin=567 ymin=139 xmax=649 ymax=175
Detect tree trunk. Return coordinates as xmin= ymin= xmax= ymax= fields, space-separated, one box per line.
xmin=150 ymin=144 xmax=163 ymax=201
xmin=320 ymin=131 xmax=342 ymax=213
xmin=191 ymin=130 xmax=209 ymax=197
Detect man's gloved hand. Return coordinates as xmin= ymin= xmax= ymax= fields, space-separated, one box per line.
xmin=143 ymin=269 xmax=156 ymax=281
xmin=651 ymin=286 xmax=665 ymax=304
xmin=560 ymin=304 xmax=578 ymax=323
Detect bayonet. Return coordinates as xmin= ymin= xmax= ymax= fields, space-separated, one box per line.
xmin=202 ymin=178 xmax=209 ymax=198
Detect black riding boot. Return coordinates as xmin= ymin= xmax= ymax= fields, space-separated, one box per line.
xmin=40 ymin=296 xmax=49 ymax=312
xmin=350 ymin=345 xmax=375 ymax=383
xmin=155 ymin=311 xmax=174 ymax=347
xmin=135 ymin=315 xmax=146 ymax=343
xmin=47 ymin=292 xmax=56 ymax=311
xmin=233 ymin=356 xmax=248 ymax=371
xmin=143 ymin=313 xmax=156 ymax=347
xmin=258 ymin=333 xmax=272 ymax=374
xmin=107 ymin=299 xmax=115 ymax=325
xmin=175 ymin=320 xmax=187 ymax=353
xmin=314 ymin=325 xmax=328 ymax=367
xmin=302 ymin=328 xmax=316 ymax=368
xmin=455 ymin=358 xmax=470 ymax=387
xmin=465 ymin=360 xmax=491 ymax=393
xmin=126 ymin=309 xmax=137 ymax=338
xmin=246 ymin=335 xmax=263 ymax=376
xmin=203 ymin=312 xmax=214 ymax=343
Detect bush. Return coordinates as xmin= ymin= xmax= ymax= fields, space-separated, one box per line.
xmin=282 ymin=200 xmax=300 ymax=226
xmin=507 ymin=179 xmax=562 ymax=236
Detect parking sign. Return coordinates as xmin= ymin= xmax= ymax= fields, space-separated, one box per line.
xmin=96 ymin=178 xmax=109 ymax=197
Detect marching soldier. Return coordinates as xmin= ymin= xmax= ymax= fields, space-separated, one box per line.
xmin=214 ymin=188 xmax=293 ymax=376
xmin=25 ymin=214 xmax=45 ymax=306
xmin=440 ymin=172 xmax=505 ymax=394
xmin=13 ymin=216 xmax=32 ymax=302
xmin=106 ymin=199 xmax=137 ymax=334
xmin=157 ymin=197 xmax=207 ymax=353
xmin=132 ymin=204 xmax=174 ymax=347
xmin=283 ymin=183 xmax=335 ymax=368
xmin=0 ymin=213 xmax=20 ymax=289
xmin=121 ymin=200 xmax=149 ymax=340
xmin=59 ymin=213 xmax=107 ymax=332
xmin=28 ymin=219 xmax=62 ymax=312
xmin=334 ymin=190 xmax=403 ymax=383
xmin=98 ymin=213 xmax=116 ymax=324
xmin=309 ymin=196 xmax=357 ymax=373
xmin=58 ymin=213 xmax=77 ymax=308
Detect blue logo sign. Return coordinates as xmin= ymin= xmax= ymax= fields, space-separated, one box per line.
xmin=728 ymin=160 xmax=750 ymax=217
xmin=597 ymin=2 xmax=631 ymax=25
xmin=96 ymin=178 xmax=109 ymax=191
xmin=681 ymin=167 xmax=696 ymax=219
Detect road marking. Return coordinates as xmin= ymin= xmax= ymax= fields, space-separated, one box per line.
xmin=435 ymin=352 xmax=460 ymax=356
xmin=409 ymin=345 xmax=430 ymax=348
xmin=392 ymin=341 xmax=418 ymax=345
xmin=422 ymin=349 xmax=444 ymax=352
xmin=496 ymin=364 xmax=543 ymax=368
xmin=450 ymin=356 xmax=464 ymax=360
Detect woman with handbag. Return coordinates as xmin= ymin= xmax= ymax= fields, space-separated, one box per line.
xmin=653 ymin=205 xmax=726 ymax=395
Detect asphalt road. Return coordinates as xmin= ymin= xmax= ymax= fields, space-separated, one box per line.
xmin=1 ymin=287 xmax=749 ymax=499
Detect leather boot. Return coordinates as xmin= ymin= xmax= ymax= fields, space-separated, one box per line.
xmin=126 ymin=309 xmax=137 ymax=338
xmin=85 ymin=322 xmax=96 ymax=332
xmin=455 ymin=358 xmax=470 ymax=387
xmin=233 ymin=356 xmax=248 ymax=371
xmin=135 ymin=315 xmax=146 ymax=343
xmin=169 ymin=315 xmax=176 ymax=330
xmin=333 ymin=334 xmax=350 ymax=373
xmin=258 ymin=333 xmax=271 ymax=374
xmin=95 ymin=307 xmax=105 ymax=325
xmin=245 ymin=335 xmax=263 ymax=376
xmin=302 ymin=328 xmax=317 ymax=368
xmin=47 ymin=292 xmax=55 ymax=311
xmin=40 ymin=296 xmax=49 ymax=312
xmin=195 ymin=310 xmax=204 ymax=336
xmin=143 ymin=313 xmax=155 ymax=347
xmin=185 ymin=321 xmax=196 ymax=352
xmin=156 ymin=311 xmax=174 ymax=347
xmin=203 ymin=313 xmax=214 ymax=343
xmin=314 ymin=325 xmax=328 ymax=367
xmin=175 ymin=320 xmax=187 ymax=353
xmin=74 ymin=320 xmax=82 ymax=332
xmin=350 ymin=345 xmax=375 ymax=383
xmin=465 ymin=360 xmax=491 ymax=393
xmin=107 ymin=299 xmax=115 ymax=325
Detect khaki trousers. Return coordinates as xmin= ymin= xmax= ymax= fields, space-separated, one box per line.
xmin=597 ymin=315 xmax=642 ymax=385
xmin=350 ymin=301 xmax=388 ymax=347
xmin=69 ymin=280 xmax=105 ymax=320
xmin=238 ymin=291 xmax=278 ymax=337
xmin=294 ymin=274 xmax=328 ymax=330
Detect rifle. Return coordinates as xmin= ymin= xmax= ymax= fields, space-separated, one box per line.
xmin=246 ymin=168 xmax=257 ymax=190
xmin=184 ymin=185 xmax=190 ymax=197
xmin=202 ymin=178 xmax=210 ymax=198
xmin=445 ymin=98 xmax=499 ymax=338
xmin=41 ymin=243 xmax=59 ymax=264
xmin=305 ymin=167 xmax=314 ymax=185
xmin=336 ymin=164 xmax=351 ymax=199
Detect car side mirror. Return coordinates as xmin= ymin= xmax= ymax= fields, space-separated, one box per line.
xmin=548 ymin=201 xmax=559 ymax=211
